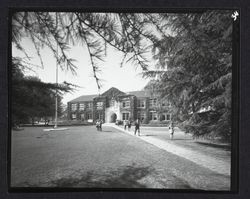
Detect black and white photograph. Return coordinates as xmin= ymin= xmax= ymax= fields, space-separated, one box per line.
xmin=10 ymin=10 xmax=237 ymax=191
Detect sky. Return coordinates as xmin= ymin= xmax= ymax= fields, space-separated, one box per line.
xmin=13 ymin=37 xmax=152 ymax=104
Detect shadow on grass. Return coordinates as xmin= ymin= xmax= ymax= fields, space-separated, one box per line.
xmin=145 ymin=134 xmax=158 ymax=137
xmin=171 ymin=138 xmax=192 ymax=141
xmin=50 ymin=165 xmax=151 ymax=188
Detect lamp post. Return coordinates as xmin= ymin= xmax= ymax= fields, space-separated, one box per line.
xmin=43 ymin=12 xmax=68 ymax=132
xmin=54 ymin=12 xmax=58 ymax=128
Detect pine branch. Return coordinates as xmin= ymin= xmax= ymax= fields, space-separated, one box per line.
xmin=118 ymin=14 xmax=149 ymax=71
xmin=75 ymin=13 xmax=126 ymax=53
xmin=81 ymin=33 xmax=102 ymax=91
xmin=35 ymin=13 xmax=77 ymax=74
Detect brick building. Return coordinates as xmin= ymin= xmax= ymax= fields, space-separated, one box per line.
xmin=67 ymin=87 xmax=172 ymax=124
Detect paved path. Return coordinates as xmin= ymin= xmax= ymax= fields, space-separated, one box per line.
xmin=104 ymin=123 xmax=230 ymax=176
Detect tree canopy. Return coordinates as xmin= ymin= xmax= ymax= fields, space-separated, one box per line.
xmin=12 ymin=58 xmax=73 ymax=125
xmin=12 ymin=12 xmax=160 ymax=90
xmin=144 ymin=11 xmax=232 ymax=141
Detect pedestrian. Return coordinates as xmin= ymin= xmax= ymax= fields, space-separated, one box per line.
xmin=96 ymin=120 xmax=100 ymax=131
xmin=128 ymin=120 xmax=131 ymax=131
xmin=134 ymin=119 xmax=140 ymax=136
xmin=124 ymin=120 xmax=128 ymax=130
xmin=170 ymin=121 xmax=174 ymax=140
xmin=99 ymin=119 xmax=103 ymax=131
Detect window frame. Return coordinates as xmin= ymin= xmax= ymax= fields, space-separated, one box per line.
xmin=122 ymin=112 xmax=130 ymax=120
xmin=161 ymin=113 xmax=171 ymax=121
xmin=149 ymin=98 xmax=157 ymax=107
xmin=149 ymin=111 xmax=158 ymax=121
xmin=86 ymin=102 xmax=93 ymax=109
xmin=122 ymin=100 xmax=130 ymax=108
xmin=71 ymin=103 xmax=77 ymax=111
xmin=137 ymin=99 xmax=145 ymax=108
xmin=96 ymin=101 xmax=103 ymax=110
xmin=71 ymin=113 xmax=77 ymax=120
xmin=140 ymin=112 xmax=146 ymax=121
xmin=87 ymin=113 xmax=92 ymax=120
xmin=79 ymin=103 xmax=85 ymax=111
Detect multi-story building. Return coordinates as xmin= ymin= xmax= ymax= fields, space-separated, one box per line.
xmin=67 ymin=87 xmax=171 ymax=124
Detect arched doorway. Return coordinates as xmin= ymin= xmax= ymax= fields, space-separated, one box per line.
xmin=110 ymin=113 xmax=117 ymax=123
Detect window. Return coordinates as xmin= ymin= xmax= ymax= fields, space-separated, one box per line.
xmin=162 ymin=113 xmax=171 ymax=121
xmin=96 ymin=102 xmax=103 ymax=110
xmin=137 ymin=112 xmax=140 ymax=119
xmin=162 ymin=101 xmax=171 ymax=107
xmin=86 ymin=102 xmax=93 ymax=109
xmin=138 ymin=112 xmax=146 ymax=121
xmin=97 ymin=113 xmax=103 ymax=120
xmin=87 ymin=113 xmax=92 ymax=120
xmin=137 ymin=99 xmax=145 ymax=108
xmin=141 ymin=112 xmax=146 ymax=120
xmin=149 ymin=98 xmax=157 ymax=107
xmin=71 ymin=113 xmax=77 ymax=120
xmin=80 ymin=113 xmax=85 ymax=120
xmin=122 ymin=112 xmax=130 ymax=120
xmin=149 ymin=111 xmax=158 ymax=121
xmin=79 ymin=103 xmax=85 ymax=111
xmin=71 ymin=103 xmax=77 ymax=111
xmin=122 ymin=101 xmax=130 ymax=108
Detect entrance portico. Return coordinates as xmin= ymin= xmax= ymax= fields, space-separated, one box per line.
xmin=105 ymin=100 xmax=121 ymax=123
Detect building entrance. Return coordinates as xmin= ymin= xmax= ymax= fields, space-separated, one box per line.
xmin=110 ymin=113 xmax=117 ymax=123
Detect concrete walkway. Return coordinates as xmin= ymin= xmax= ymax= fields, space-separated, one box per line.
xmin=103 ymin=123 xmax=230 ymax=176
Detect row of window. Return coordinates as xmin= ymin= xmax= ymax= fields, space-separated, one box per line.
xmin=139 ymin=99 xmax=171 ymax=108
xmin=122 ymin=99 xmax=170 ymax=109
xmin=72 ymin=113 xmax=93 ymax=120
xmin=71 ymin=99 xmax=171 ymax=111
xmin=147 ymin=112 xmax=171 ymax=121
xmin=72 ymin=112 xmax=105 ymax=120
xmin=71 ymin=103 xmax=92 ymax=111
xmin=71 ymin=102 xmax=101 ymax=111
xmin=122 ymin=112 xmax=171 ymax=121
xmin=72 ymin=112 xmax=171 ymax=121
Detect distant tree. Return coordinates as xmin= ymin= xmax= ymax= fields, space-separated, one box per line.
xmin=12 ymin=58 xmax=74 ymax=126
xmin=144 ymin=11 xmax=232 ymax=141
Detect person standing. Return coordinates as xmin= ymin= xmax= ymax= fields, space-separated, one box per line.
xmin=128 ymin=120 xmax=132 ymax=131
xmin=124 ymin=120 xmax=127 ymax=130
xmin=134 ymin=119 xmax=140 ymax=136
xmin=170 ymin=121 xmax=174 ymax=140
xmin=96 ymin=120 xmax=100 ymax=131
xmin=99 ymin=119 xmax=103 ymax=131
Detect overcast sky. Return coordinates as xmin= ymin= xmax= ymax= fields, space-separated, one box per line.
xmin=13 ymin=37 xmax=151 ymax=104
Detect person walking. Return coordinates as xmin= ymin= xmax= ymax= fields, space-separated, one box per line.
xmin=170 ymin=121 xmax=174 ymax=140
xmin=124 ymin=120 xmax=130 ymax=130
xmin=99 ymin=119 xmax=103 ymax=131
xmin=134 ymin=119 xmax=140 ymax=136
xmin=128 ymin=120 xmax=132 ymax=131
xmin=96 ymin=120 xmax=100 ymax=131
xmin=124 ymin=120 xmax=127 ymax=130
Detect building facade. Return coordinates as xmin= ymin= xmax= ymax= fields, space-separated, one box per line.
xmin=67 ymin=87 xmax=172 ymax=124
